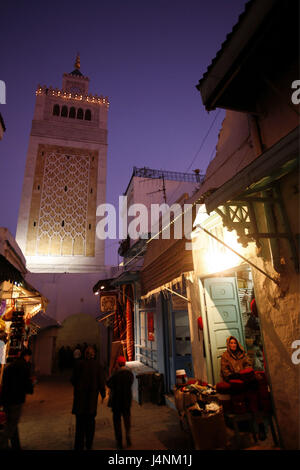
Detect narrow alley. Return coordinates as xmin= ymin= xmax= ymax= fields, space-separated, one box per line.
xmin=17 ymin=374 xmax=193 ymax=451
xmin=0 ymin=0 xmax=298 ymax=455
xmin=12 ymin=373 xmax=277 ymax=452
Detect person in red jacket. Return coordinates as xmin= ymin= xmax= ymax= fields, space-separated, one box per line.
xmin=107 ymin=356 xmax=134 ymax=450
xmin=221 ymin=336 xmax=252 ymax=382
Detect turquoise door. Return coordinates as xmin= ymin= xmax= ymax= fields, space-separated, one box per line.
xmin=203 ymin=277 xmax=245 ymax=384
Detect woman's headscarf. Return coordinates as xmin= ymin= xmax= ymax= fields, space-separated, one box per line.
xmin=226 ymin=336 xmax=246 ymax=359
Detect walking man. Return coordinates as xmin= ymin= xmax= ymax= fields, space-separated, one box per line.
xmin=107 ymin=356 xmax=134 ymax=450
xmin=0 ymin=348 xmax=34 ymax=450
xmin=71 ymin=345 xmax=106 ymax=450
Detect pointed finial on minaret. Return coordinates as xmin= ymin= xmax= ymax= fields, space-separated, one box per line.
xmin=75 ymin=53 xmax=80 ymax=70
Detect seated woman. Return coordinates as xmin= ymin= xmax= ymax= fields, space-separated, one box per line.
xmin=221 ymin=336 xmax=252 ymax=382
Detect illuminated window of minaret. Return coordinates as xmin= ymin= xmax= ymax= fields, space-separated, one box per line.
xmin=16 ymin=56 xmax=109 ymax=273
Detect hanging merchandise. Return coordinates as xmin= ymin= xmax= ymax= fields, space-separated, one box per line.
xmin=197 ymin=317 xmax=203 ymax=331
xmin=0 ymin=300 xmax=6 ymax=317
xmin=0 ymin=325 xmax=7 ymax=367
xmin=250 ymin=298 xmax=258 ymax=317
xmin=113 ymin=299 xmax=126 ymax=342
xmin=6 ymin=305 xmax=25 ymax=363
xmin=2 ymin=300 xmax=14 ymax=321
xmin=126 ymin=285 xmax=134 ymax=361
xmin=147 ymin=312 xmax=154 ymax=341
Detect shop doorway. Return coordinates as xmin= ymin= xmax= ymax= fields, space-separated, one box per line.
xmin=161 ymin=294 xmax=194 ymax=392
xmin=201 ymin=266 xmax=265 ymax=385
xmin=203 ymin=277 xmax=245 ymax=384
xmin=137 ymin=308 xmax=158 ymax=370
xmin=172 ymin=310 xmax=193 ymax=380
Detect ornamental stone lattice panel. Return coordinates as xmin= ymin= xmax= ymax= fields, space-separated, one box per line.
xmin=26 ymin=144 xmax=98 ymax=257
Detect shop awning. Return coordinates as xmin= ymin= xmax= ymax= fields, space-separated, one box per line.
xmin=1 ymin=277 xmax=48 ymax=319
xmin=196 ymin=1 xmax=296 ymax=113
xmin=205 ymin=127 xmax=299 ymax=214
xmin=93 ymin=278 xmax=116 ymax=294
xmin=141 ymin=236 xmax=194 ymax=297
xmin=111 ymin=271 xmax=140 ymax=287
xmin=30 ymin=312 xmax=60 ymax=333
xmin=202 ymin=126 xmax=299 ymax=274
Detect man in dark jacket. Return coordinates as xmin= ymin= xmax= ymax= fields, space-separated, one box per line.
xmin=71 ymin=345 xmax=106 ymax=450
xmin=0 ymin=348 xmax=34 ymax=450
xmin=107 ymin=356 xmax=134 ymax=449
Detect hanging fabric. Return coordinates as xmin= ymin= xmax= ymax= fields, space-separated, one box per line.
xmin=126 ymin=284 xmax=134 ymax=361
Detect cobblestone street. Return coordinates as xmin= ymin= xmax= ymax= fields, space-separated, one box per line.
xmin=17 ymin=375 xmax=193 ymax=451
xmin=12 ymin=374 xmax=278 ymax=452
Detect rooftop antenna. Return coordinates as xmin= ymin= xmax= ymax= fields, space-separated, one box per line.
xmin=146 ymin=174 xmax=167 ymax=203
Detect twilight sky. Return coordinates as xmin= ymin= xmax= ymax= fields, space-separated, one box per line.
xmin=0 ymin=0 xmax=246 ymax=266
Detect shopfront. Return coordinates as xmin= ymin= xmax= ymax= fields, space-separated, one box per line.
xmin=195 ymin=133 xmax=300 ymax=448
xmin=140 ymin=232 xmax=195 ymax=394
xmin=0 ymin=229 xmax=47 ymax=384
xmin=191 ymin=207 xmax=267 ymax=386
xmin=136 ymin=295 xmax=158 ymax=371
xmin=0 ymin=278 xmax=47 ymax=375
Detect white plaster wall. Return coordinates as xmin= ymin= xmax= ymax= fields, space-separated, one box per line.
xmin=125 ymin=177 xmax=197 ymax=241
xmin=25 ymin=271 xmax=110 ymax=323
xmin=186 ymin=273 xmax=207 ymax=382
xmin=33 ymin=332 xmax=56 ymax=376
xmin=251 ymin=260 xmax=300 ymax=450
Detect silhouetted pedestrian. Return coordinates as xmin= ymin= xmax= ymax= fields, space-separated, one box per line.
xmin=58 ymin=346 xmax=66 ymax=371
xmin=92 ymin=344 xmax=98 ymax=359
xmin=82 ymin=342 xmax=88 ymax=357
xmin=71 ymin=346 xmax=106 ymax=450
xmin=107 ymin=356 xmax=134 ymax=449
xmin=0 ymin=349 xmax=34 ymax=450
xmin=65 ymin=346 xmax=73 ymax=368
xmin=73 ymin=344 xmax=82 ymax=364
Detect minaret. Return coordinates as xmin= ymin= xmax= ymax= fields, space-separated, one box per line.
xmin=16 ymin=57 xmax=109 ymax=273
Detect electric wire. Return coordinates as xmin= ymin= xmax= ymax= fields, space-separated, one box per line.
xmin=121 ymin=110 xmax=222 ymax=267
xmin=111 ymin=111 xmax=226 ymax=269
xmin=166 ymin=109 xmax=221 ymax=205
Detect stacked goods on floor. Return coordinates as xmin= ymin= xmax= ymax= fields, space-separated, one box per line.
xmin=175 ymin=379 xmax=221 ymax=415
xmin=216 ymin=368 xmax=272 ymax=415
xmin=174 ymin=379 xmax=227 ymax=450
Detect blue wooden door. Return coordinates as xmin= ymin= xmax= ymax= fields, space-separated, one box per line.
xmin=172 ymin=310 xmax=194 ymax=381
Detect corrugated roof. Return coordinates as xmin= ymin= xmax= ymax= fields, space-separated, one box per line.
xmin=198 ymin=0 xmax=254 ymax=87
